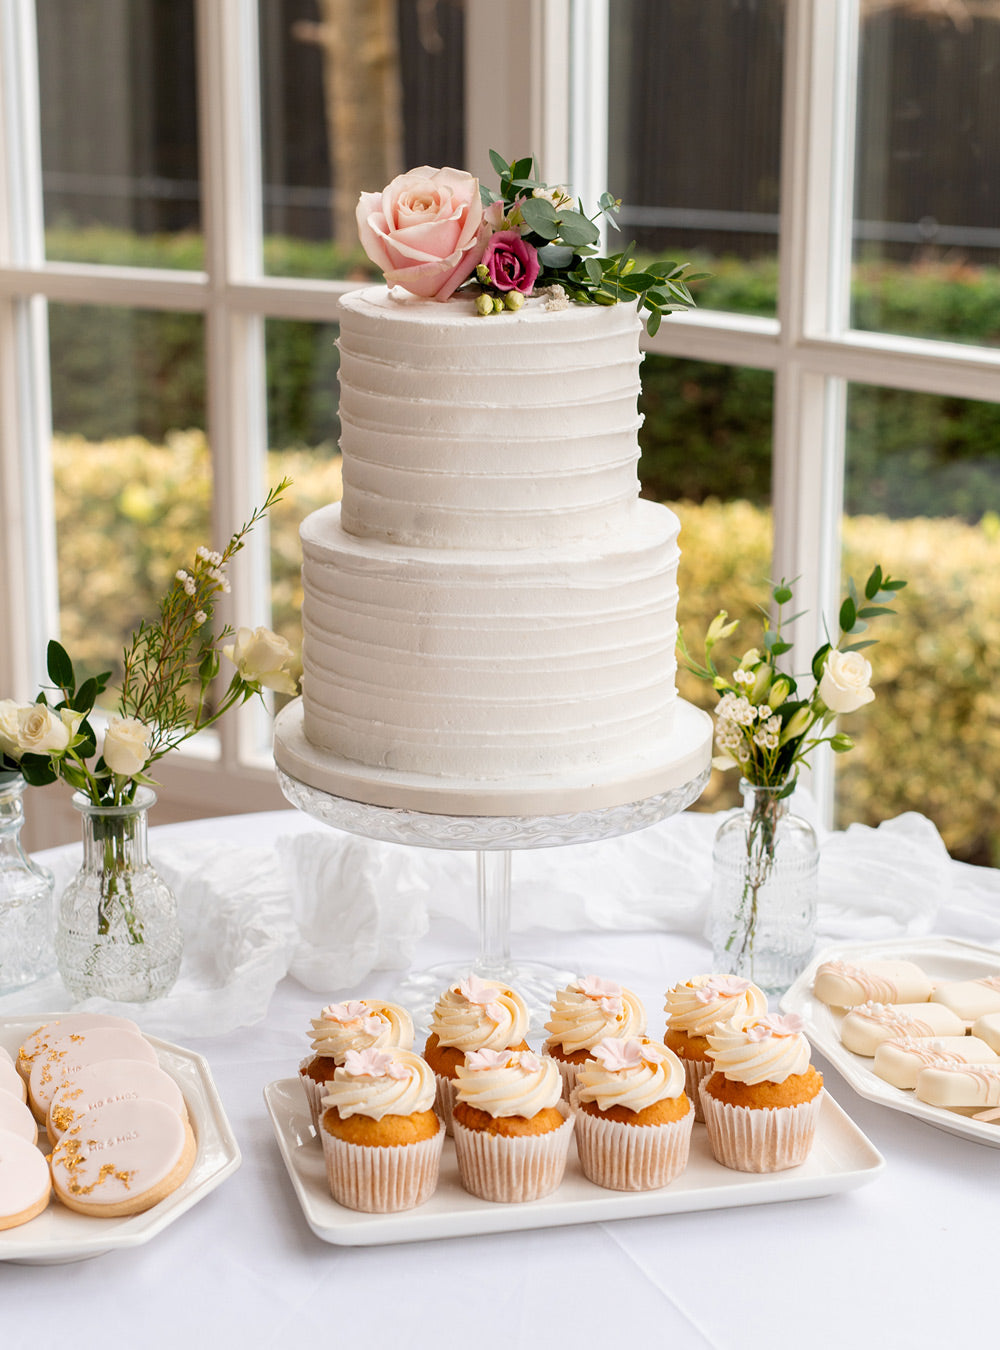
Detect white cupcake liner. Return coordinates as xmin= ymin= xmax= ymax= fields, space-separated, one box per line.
xmin=452 ymin=1103 xmax=574 ymax=1203
xmin=678 ymin=1055 xmax=714 ymax=1123
xmin=543 ymin=1052 xmax=581 ymax=1101
xmin=320 ymin=1116 xmax=445 ymax=1213
xmin=699 ymin=1081 xmax=824 ymax=1173
xmin=569 ymin=1090 xmax=694 ymax=1191
xmin=432 ymin=1071 xmax=458 ymax=1135
xmin=299 ymin=1057 xmax=339 ymax=1134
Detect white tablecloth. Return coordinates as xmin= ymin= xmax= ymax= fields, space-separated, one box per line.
xmin=2 ymin=808 xmax=997 ymax=1349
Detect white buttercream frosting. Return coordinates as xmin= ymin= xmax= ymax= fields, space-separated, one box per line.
xmin=309 ymin=999 xmax=414 ymax=1061
xmin=454 ymin=1048 xmax=562 ymax=1119
xmin=664 ymin=974 xmax=767 ymax=1037
xmin=574 ymin=1038 xmax=686 ymax=1113
xmin=321 ymin=1048 xmax=436 ymax=1121
xmin=544 ymin=976 xmax=646 ymax=1054
xmin=706 ymin=1014 xmax=812 ymax=1086
xmin=429 ymin=976 xmax=529 ymax=1052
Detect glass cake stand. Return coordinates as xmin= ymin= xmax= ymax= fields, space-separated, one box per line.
xmin=277 ymin=763 xmax=711 ymax=1029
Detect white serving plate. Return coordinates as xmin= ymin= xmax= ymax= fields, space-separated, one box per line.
xmin=781 ymin=935 xmax=1000 ymax=1148
xmin=0 ymin=1015 xmax=241 ymax=1264
xmin=263 ymin=1076 xmax=883 ymax=1247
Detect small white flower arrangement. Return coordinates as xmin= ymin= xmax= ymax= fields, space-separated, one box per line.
xmin=0 ymin=480 xmax=298 ymax=807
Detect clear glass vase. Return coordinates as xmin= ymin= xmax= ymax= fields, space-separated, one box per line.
xmin=709 ymin=778 xmax=818 ymax=994
xmin=0 ymin=772 xmax=56 ymax=993
xmin=55 ymin=788 xmax=182 ymax=1002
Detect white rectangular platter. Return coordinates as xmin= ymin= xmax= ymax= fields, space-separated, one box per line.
xmin=0 ymin=1014 xmax=241 ymax=1264
xmin=781 ymin=935 xmax=1000 ymax=1149
xmin=264 ymin=1075 xmax=883 ymax=1247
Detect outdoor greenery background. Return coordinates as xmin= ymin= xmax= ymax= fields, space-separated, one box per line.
xmin=47 ymin=229 xmax=1000 ymax=868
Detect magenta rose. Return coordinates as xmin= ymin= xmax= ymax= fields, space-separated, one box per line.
xmin=356 ymin=165 xmax=490 ymax=301
xmin=481 ymin=229 xmax=540 ymax=294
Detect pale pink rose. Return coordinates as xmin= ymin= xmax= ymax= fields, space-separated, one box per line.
xmin=356 ymin=165 xmax=490 ymax=301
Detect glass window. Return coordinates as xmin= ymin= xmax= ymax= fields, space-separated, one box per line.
xmin=838 ymin=382 xmax=1000 ymax=865
xmin=607 ymin=0 xmax=785 ymax=318
xmin=852 ymin=5 xmax=1000 ymax=345
xmin=258 ymin=0 xmax=465 ymax=279
xmin=37 ymin=0 xmax=202 ymax=268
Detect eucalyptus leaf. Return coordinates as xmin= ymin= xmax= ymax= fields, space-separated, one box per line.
xmin=556 ymin=211 xmax=600 ymax=246
xmin=536 ymin=243 xmax=575 ymax=268
xmin=488 ymin=149 xmax=510 ymax=177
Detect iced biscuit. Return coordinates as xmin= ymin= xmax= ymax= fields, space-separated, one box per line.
xmin=813 ymin=958 xmax=933 ymax=1009
xmin=28 ymin=1027 xmax=158 ymax=1123
xmin=0 ymin=1128 xmax=51 ymax=1230
xmin=872 ymin=1036 xmax=998 ymax=1090
xmin=840 ymin=1001 xmax=965 ymax=1056
xmin=49 ymin=1098 xmax=197 ymax=1218
xmin=0 ymin=1046 xmax=14 ymax=1066
xmin=929 ymin=977 xmax=1000 ymax=1024
xmin=0 ymin=1093 xmax=38 ymax=1145
xmin=915 ymin=1061 xmax=1000 ymax=1110
xmin=17 ymin=1013 xmax=141 ymax=1081
xmin=47 ymin=1058 xmax=187 ymax=1142
xmin=972 ymin=1012 xmax=1000 ymax=1055
xmin=0 ymin=1057 xmax=27 ymax=1103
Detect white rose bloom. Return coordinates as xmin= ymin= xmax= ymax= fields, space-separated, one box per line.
xmin=0 ymin=699 xmax=26 ymax=759
xmin=17 ymin=703 xmax=71 ymax=754
xmin=223 ymin=626 xmax=298 ymax=695
xmin=103 ymin=716 xmax=152 ymax=776
xmin=818 ymin=649 xmax=875 ymax=715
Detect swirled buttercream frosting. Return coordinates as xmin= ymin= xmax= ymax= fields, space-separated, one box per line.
xmin=321 ymin=1048 xmax=436 ymax=1122
xmin=664 ymin=974 xmax=767 ymax=1037
xmin=544 ymin=975 xmax=646 ymax=1053
xmin=309 ymin=999 xmax=414 ymax=1061
xmin=454 ymin=1049 xmax=562 ymax=1119
xmin=574 ymin=1038 xmax=686 ymax=1113
xmin=429 ymin=975 xmax=529 ymax=1052
xmin=706 ymin=1013 xmax=812 ymax=1086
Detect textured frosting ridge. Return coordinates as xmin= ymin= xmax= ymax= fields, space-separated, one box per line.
xmin=707 ymin=1014 xmax=812 ymax=1085
xmin=309 ymin=999 xmax=414 ymax=1060
xmin=321 ymin=1048 xmax=436 ymax=1121
xmin=429 ymin=976 xmax=529 ymax=1052
xmin=454 ymin=1048 xmax=562 ymax=1118
xmin=544 ymin=976 xmax=646 ymax=1053
xmin=664 ymin=974 xmax=768 ymax=1037
xmin=575 ymin=1038 xmax=686 ymax=1112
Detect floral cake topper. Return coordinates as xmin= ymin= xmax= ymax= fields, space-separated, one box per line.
xmin=355 ymin=151 xmax=702 ymax=334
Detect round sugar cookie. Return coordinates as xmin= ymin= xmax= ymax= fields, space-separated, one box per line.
xmin=0 ymin=1045 xmax=14 ymax=1066
xmin=47 ymin=1058 xmax=187 ymax=1142
xmin=0 ymin=1093 xmax=38 ymax=1145
xmin=0 ymin=1128 xmax=51 ymax=1230
xmin=17 ymin=1013 xmax=141 ymax=1081
xmin=1 ymin=1057 xmax=27 ymax=1103
xmin=49 ymin=1098 xmax=197 ymax=1218
xmin=28 ymin=1027 xmax=158 ymax=1123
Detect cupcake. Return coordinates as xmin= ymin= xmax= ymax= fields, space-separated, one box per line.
xmin=423 ymin=975 xmax=530 ymax=1133
xmin=299 ymin=999 xmax=414 ymax=1131
xmin=699 ymin=1012 xmax=824 ymax=1173
xmin=571 ymin=1037 xmax=693 ymax=1191
xmin=319 ymin=1048 xmax=444 ymax=1213
xmin=452 ymin=1048 xmax=574 ymax=1203
xmin=543 ymin=975 xmax=646 ymax=1098
xmin=664 ymin=973 xmax=767 ymax=1120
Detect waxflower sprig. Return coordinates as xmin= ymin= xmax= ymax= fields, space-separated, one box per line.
xmin=0 ymin=479 xmax=299 ymax=807
xmin=678 ymin=566 xmax=906 ymax=793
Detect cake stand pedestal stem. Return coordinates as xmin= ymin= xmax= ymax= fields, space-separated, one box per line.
xmin=475 ymin=850 xmax=513 ymax=981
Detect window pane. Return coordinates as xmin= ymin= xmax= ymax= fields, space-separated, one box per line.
xmin=607 ymin=0 xmax=784 ymax=318
xmin=640 ymin=355 xmax=774 ymax=813
xmin=838 ymin=383 xmax=1000 ymax=865
xmin=50 ymin=303 xmax=208 ymax=688
xmin=258 ymin=0 xmax=465 ymax=279
xmin=37 ymin=0 xmax=201 ymax=268
xmin=852 ymin=7 xmax=1000 ymax=345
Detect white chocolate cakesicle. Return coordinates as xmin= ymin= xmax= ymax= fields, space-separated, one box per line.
xmin=813 ymin=959 xmax=933 ymax=1009
xmin=930 ymin=977 xmax=1000 ymax=1024
xmin=872 ymin=1036 xmax=998 ymax=1090
xmin=840 ymin=1001 xmax=965 ymax=1056
xmin=973 ymin=1012 xmax=1000 ymax=1054
xmin=915 ymin=1061 xmax=1000 ymax=1109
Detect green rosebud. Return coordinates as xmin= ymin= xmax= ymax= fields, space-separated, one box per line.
xmin=739 ymin=648 xmax=761 ymax=668
xmin=830 ymin=732 xmax=855 ymax=753
xmin=475 ymin=293 xmax=495 ymax=316
xmin=475 ymin=263 xmax=490 ymax=286
xmin=503 ymin=291 xmax=525 ymax=312
xmin=749 ymin=665 xmax=772 ymax=703
xmin=492 ymin=296 xmax=505 ymax=314
xmin=780 ymin=706 xmax=813 ymax=746
xmin=768 ymin=677 xmax=792 ymax=710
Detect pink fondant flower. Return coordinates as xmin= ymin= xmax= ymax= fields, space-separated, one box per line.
xmin=746 ymin=1013 xmax=805 ymax=1042
xmin=693 ymin=974 xmax=752 ymax=1004
xmin=356 ymin=165 xmax=490 ymax=301
xmin=577 ymin=974 xmax=624 ymax=1016
xmin=592 ymin=1037 xmax=646 ymax=1072
xmin=458 ymin=974 xmax=504 ymax=1022
xmin=343 ymin=1048 xmax=408 ymax=1080
xmin=481 ymin=229 xmax=540 ymax=294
